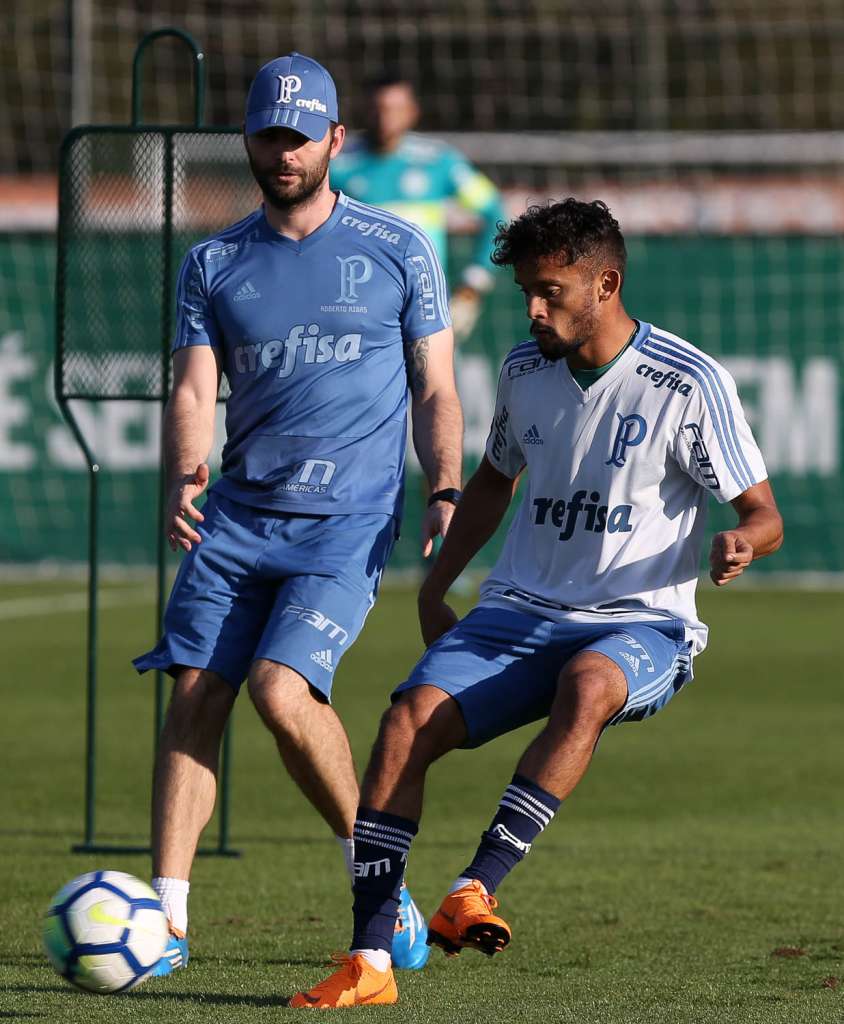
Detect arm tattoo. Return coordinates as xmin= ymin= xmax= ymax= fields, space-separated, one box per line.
xmin=405 ymin=335 xmax=430 ymax=397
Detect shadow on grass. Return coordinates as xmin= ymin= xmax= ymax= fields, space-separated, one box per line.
xmin=128 ymin=990 xmax=289 ymax=1007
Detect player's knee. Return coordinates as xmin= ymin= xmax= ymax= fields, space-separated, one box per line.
xmin=376 ymin=690 xmax=463 ymax=770
xmin=166 ymin=668 xmax=234 ymax=740
xmin=246 ymin=664 xmax=315 ymax=742
xmin=555 ymin=659 xmax=627 ymax=726
xmin=246 ymin=670 xmax=273 ymax=720
xmin=246 ymin=672 xmax=287 ymax=737
xmin=376 ymin=701 xmax=421 ymax=760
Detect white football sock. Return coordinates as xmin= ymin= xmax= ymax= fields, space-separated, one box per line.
xmin=449 ymin=875 xmax=486 ymax=895
xmin=335 ymin=835 xmax=355 ymax=881
xmin=151 ymin=876 xmax=190 ymax=934
xmin=351 ymin=948 xmax=391 ymax=972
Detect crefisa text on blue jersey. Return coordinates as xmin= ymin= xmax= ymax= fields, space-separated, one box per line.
xmin=340 ymin=215 xmax=401 ymax=245
xmin=233 ymin=323 xmax=362 ymax=377
xmin=533 ymin=491 xmax=634 ymax=541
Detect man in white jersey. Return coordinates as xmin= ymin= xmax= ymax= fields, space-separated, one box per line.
xmin=291 ymin=198 xmax=783 ymax=1008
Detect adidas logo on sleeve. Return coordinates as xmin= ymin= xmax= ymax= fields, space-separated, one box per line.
xmin=522 ymin=424 xmax=543 ymax=445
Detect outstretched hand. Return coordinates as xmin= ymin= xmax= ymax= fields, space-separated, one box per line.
xmin=166 ymin=463 xmax=210 ymax=552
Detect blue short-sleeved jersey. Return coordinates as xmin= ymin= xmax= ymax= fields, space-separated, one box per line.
xmin=173 ymin=191 xmax=451 ymax=517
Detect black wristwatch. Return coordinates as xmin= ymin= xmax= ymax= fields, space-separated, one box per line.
xmin=427 ymin=487 xmax=462 ymax=508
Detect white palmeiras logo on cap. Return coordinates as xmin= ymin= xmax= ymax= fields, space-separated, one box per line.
xmin=275 ymin=75 xmax=302 ymax=104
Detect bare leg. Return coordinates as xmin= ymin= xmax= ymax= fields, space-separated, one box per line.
xmin=516 ymin=650 xmax=627 ymax=797
xmin=360 ymin=685 xmax=468 ymax=820
xmin=431 ymin=653 xmax=627 ymax=924
xmin=247 ymin=659 xmax=360 ymax=837
xmin=152 ymin=668 xmax=236 ymax=878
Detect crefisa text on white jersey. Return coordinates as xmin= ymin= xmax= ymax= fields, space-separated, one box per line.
xmin=532 ymin=490 xmax=633 ymax=542
xmin=636 ymin=362 xmax=693 ymax=395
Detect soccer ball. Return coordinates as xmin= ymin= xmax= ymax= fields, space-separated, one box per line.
xmin=43 ymin=870 xmax=168 ymax=993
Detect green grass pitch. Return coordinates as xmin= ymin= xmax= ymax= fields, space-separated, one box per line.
xmin=1 ymin=580 xmax=842 ymax=1022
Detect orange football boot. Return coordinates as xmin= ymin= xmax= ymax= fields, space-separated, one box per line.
xmin=289 ymin=953 xmax=398 ymax=1009
xmin=427 ymin=880 xmax=511 ymax=957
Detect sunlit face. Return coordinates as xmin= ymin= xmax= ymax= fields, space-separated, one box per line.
xmin=368 ymin=83 xmax=419 ymax=148
xmin=244 ymin=124 xmax=343 ymax=210
xmin=514 ymin=256 xmax=604 ymax=361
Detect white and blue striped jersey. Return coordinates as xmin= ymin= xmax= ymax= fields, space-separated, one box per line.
xmin=172 ymin=192 xmax=450 ymax=517
xmin=481 ymin=320 xmax=768 ymax=653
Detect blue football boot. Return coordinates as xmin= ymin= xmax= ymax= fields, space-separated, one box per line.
xmin=391 ymin=883 xmax=430 ymax=970
xmin=149 ymin=928 xmax=189 ymax=977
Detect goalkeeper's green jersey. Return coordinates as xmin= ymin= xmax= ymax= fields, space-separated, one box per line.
xmin=330 ymin=133 xmax=505 ymax=289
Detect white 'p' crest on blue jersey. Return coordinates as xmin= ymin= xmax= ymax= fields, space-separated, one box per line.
xmin=172 ymin=192 xmax=451 ymax=518
xmin=481 ymin=321 xmax=768 ymax=655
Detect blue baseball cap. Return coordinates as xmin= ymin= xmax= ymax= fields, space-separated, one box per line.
xmin=245 ymin=53 xmax=338 ymax=142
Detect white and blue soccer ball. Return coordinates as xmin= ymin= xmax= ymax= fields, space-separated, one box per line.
xmin=43 ymin=870 xmax=168 ymax=993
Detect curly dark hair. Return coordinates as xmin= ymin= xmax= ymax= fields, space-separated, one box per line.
xmin=492 ymin=198 xmax=626 ymax=279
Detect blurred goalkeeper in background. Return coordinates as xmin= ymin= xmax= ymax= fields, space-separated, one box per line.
xmin=331 ymin=73 xmax=506 ymax=345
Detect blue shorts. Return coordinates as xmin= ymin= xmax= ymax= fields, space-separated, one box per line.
xmin=393 ymin=605 xmax=694 ymax=748
xmin=133 ymin=492 xmax=395 ymax=699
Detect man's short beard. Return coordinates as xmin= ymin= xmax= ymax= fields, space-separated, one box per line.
xmin=248 ymin=145 xmax=331 ymax=212
xmin=531 ymin=300 xmax=599 ymax=362
xmin=533 ymin=332 xmax=586 ymax=362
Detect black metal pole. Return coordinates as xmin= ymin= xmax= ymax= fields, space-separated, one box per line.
xmin=60 ymin=402 xmax=100 ymax=853
xmin=218 ymin=722 xmax=235 ymax=855
xmin=154 ymin=127 xmax=174 ymax=753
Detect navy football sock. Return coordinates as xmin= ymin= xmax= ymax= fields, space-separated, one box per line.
xmin=462 ymin=774 xmax=561 ymax=894
xmin=351 ymin=807 xmax=418 ymax=955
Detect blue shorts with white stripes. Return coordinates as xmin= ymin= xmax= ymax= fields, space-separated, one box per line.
xmin=393 ymin=605 xmax=694 ymax=748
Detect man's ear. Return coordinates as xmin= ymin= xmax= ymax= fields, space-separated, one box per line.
xmin=329 ymin=123 xmax=346 ymax=159
xmin=598 ymin=268 xmax=622 ymax=301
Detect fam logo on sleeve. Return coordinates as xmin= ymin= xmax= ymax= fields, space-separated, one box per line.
xmin=680 ymin=422 xmax=720 ymax=489
xmin=409 ymin=255 xmax=437 ymax=321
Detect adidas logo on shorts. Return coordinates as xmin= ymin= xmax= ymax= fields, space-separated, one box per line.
xmin=619 ymin=650 xmax=641 ymax=677
xmin=310 ymin=649 xmax=334 ymax=671
xmin=522 ymin=424 xmax=543 ymax=445
xmin=233 ymin=280 xmax=261 ymax=302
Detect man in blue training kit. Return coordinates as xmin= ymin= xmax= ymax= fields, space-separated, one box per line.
xmin=291 ymin=199 xmax=783 ymax=1007
xmin=133 ymin=53 xmax=461 ymax=975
